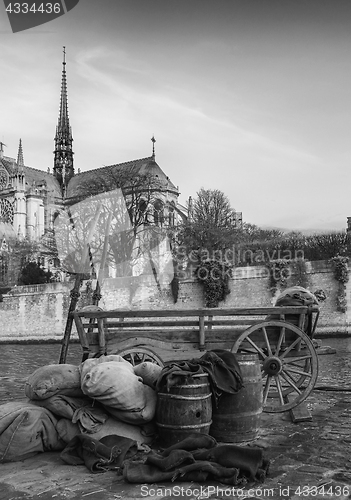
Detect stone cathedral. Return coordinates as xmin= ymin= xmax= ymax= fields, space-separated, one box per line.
xmin=0 ymin=49 xmax=185 ymax=256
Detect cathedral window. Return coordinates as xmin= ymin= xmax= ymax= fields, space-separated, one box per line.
xmin=0 ymin=169 xmax=8 ymax=190
xmin=138 ymin=199 xmax=150 ymax=224
xmin=168 ymin=207 xmax=175 ymax=226
xmin=153 ymin=199 xmax=164 ymax=226
xmin=0 ymin=199 xmax=14 ymax=224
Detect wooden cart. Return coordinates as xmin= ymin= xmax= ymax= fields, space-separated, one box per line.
xmin=66 ymin=304 xmax=320 ymax=413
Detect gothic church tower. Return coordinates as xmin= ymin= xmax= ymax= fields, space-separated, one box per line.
xmin=12 ymin=139 xmax=26 ymax=237
xmin=53 ymin=46 xmax=74 ymax=195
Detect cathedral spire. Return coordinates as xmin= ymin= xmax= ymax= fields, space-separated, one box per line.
xmin=16 ymin=138 xmax=24 ymax=173
xmin=58 ymin=46 xmax=69 ymax=131
xmin=53 ymin=46 xmax=74 ymax=194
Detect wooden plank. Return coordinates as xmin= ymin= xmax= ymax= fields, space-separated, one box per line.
xmin=97 ymin=318 xmax=106 ymax=355
xmin=289 ymin=402 xmax=313 ymax=422
xmin=104 ymin=318 xmax=256 ymax=328
xmin=75 ymin=306 xmax=312 ymax=319
xmin=316 ymin=345 xmax=337 ymax=355
xmin=199 ymin=316 xmax=205 ymax=350
xmin=72 ymin=311 xmax=92 ymax=361
xmin=286 ymin=396 xmax=313 ymax=422
xmin=87 ymin=331 xmax=200 ymax=346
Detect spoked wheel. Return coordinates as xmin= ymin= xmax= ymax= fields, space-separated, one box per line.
xmin=116 ymin=347 xmax=164 ymax=367
xmin=232 ymin=321 xmax=318 ymax=413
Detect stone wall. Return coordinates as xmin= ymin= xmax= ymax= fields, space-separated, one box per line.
xmin=0 ymin=260 xmax=349 ymax=339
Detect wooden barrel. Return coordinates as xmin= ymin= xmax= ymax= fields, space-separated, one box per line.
xmin=210 ymin=353 xmax=262 ymax=443
xmin=156 ymin=373 xmax=212 ymax=446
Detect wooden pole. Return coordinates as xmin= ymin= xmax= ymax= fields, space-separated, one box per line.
xmin=59 ymin=273 xmax=83 ymax=363
xmin=58 ymin=204 xmax=102 ymax=363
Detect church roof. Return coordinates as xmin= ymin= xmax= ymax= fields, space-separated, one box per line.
xmin=0 ymin=156 xmax=14 ymax=172
xmin=1 ymin=155 xmax=62 ymax=199
xmin=24 ymin=165 xmax=62 ymax=198
xmin=65 ymin=156 xmax=178 ymax=202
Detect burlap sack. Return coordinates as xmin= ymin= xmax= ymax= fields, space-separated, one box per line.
xmin=25 ymin=364 xmax=84 ymax=400
xmin=134 ymin=362 xmax=162 ymax=389
xmin=81 ymin=360 xmax=146 ymax=411
xmin=0 ymin=402 xmax=64 ymax=462
xmin=57 ymin=416 xmax=154 ymax=445
xmin=275 ymin=286 xmax=318 ymax=307
xmin=79 ymin=354 xmax=132 ymax=382
xmin=30 ymin=395 xmax=96 ymax=419
xmin=103 ymin=385 xmax=157 ymax=424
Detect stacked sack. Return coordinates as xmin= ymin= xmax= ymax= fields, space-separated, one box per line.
xmin=79 ymin=355 xmax=158 ymax=425
xmin=0 ymin=356 xmax=162 ymax=462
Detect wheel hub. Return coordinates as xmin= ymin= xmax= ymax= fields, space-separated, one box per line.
xmin=262 ymin=356 xmax=283 ymax=375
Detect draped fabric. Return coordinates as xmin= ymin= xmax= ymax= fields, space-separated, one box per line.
xmin=123 ymin=432 xmax=269 ymax=485
xmin=156 ymin=350 xmax=243 ymax=406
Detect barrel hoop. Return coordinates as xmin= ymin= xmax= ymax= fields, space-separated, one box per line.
xmin=157 ymin=421 xmax=212 ymax=430
xmin=238 ymin=360 xmax=259 ymax=365
xmin=157 ymin=392 xmax=212 ymax=401
xmin=170 ymin=383 xmax=209 ymax=389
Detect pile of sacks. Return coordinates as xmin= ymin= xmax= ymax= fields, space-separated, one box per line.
xmin=0 ymin=355 xmax=162 ymax=463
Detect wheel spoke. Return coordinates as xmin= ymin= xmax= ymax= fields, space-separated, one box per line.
xmin=280 ymin=370 xmax=302 ymax=394
xmin=284 ymin=366 xmax=312 ymax=378
xmin=262 ymin=327 xmax=273 ymax=356
xmin=245 ymin=336 xmax=267 ymax=359
xmin=275 ymin=326 xmax=285 ymax=355
xmin=280 ymin=337 xmax=301 ymax=359
xmin=262 ymin=376 xmax=273 ymax=405
xmin=284 ymin=354 xmax=312 ymax=363
xmin=233 ymin=319 xmax=319 ymax=413
xmin=275 ymin=376 xmax=285 ymax=405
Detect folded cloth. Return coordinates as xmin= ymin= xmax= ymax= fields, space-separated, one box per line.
xmin=156 ymin=350 xmax=243 ymax=406
xmin=192 ymin=444 xmax=264 ymax=481
xmin=123 ymin=459 xmax=242 ymax=485
xmin=146 ymin=449 xmax=195 ymax=471
xmin=123 ymin=462 xmax=209 ymax=483
xmin=123 ymin=431 xmax=269 ymax=485
xmin=72 ymin=405 xmax=108 ymax=433
xmin=60 ymin=434 xmax=138 ymax=473
xmin=161 ymin=432 xmax=216 ymax=456
xmin=174 ymin=460 xmax=242 ymax=485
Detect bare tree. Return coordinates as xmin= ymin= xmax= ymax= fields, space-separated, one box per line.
xmin=191 ymin=188 xmax=236 ymax=228
xmin=55 ymin=165 xmax=174 ymax=283
xmin=178 ymin=188 xmax=238 ymax=258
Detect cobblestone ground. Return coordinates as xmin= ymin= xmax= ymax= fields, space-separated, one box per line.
xmin=0 ymin=338 xmax=350 ymax=500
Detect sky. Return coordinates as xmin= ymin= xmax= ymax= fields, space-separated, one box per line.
xmin=1 ymin=0 xmax=351 ymax=233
